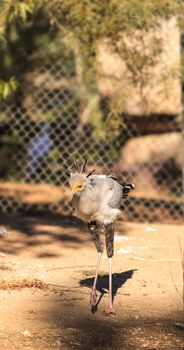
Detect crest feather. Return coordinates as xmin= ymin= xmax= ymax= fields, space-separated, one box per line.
xmin=63 ymin=155 xmax=96 ymax=177
xmin=65 ymin=155 xmax=88 ymax=174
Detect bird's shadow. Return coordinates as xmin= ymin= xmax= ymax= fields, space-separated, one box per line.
xmin=80 ymin=269 xmax=136 ymax=314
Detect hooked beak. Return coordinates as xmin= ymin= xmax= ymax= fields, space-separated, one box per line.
xmin=71 ymin=181 xmax=84 ymax=193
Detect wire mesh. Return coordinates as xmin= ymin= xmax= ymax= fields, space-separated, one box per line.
xmin=0 ymin=58 xmax=183 ymax=223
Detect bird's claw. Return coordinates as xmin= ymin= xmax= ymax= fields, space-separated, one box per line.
xmin=90 ymin=288 xmax=97 ymax=306
xmin=103 ymin=306 xmax=116 ymax=316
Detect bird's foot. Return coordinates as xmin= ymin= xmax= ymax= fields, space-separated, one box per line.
xmin=90 ymin=288 xmax=97 ymax=306
xmin=103 ymin=306 xmax=116 ymax=316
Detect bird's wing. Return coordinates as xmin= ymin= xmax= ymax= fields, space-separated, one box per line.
xmin=86 ymin=175 xmax=123 ymax=209
xmin=103 ymin=177 xmax=123 ymax=209
xmin=88 ymin=175 xmax=135 ymax=205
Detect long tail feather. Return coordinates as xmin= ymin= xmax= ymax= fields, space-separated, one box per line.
xmin=122 ymin=183 xmax=135 ymax=198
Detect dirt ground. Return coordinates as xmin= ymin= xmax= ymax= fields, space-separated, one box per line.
xmin=0 ymin=214 xmax=183 ymax=350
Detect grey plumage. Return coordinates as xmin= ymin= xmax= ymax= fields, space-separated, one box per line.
xmin=69 ymin=174 xmax=124 ymax=225
xmin=68 ymin=158 xmax=134 ymax=315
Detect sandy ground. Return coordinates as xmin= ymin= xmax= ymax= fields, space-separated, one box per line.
xmin=0 ymin=214 xmax=183 ymax=350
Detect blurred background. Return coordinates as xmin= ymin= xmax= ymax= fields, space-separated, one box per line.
xmin=0 ymin=0 xmax=183 ymax=223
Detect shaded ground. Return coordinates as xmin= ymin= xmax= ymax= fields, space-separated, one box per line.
xmin=0 ymin=214 xmax=183 ymax=349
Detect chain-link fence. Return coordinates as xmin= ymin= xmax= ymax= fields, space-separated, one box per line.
xmin=0 ymin=56 xmax=183 ymax=223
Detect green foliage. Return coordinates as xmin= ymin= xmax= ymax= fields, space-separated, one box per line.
xmin=0 ymin=77 xmax=17 ymax=99
xmin=0 ymin=0 xmax=183 ymax=118
xmin=0 ymin=0 xmax=182 ymax=181
xmin=0 ymin=0 xmax=36 ymax=98
xmin=42 ymin=0 xmax=182 ymax=42
xmin=39 ymin=0 xmax=183 ymax=80
xmin=8 ymin=1 xmax=34 ymax=22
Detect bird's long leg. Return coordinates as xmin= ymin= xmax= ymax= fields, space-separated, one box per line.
xmin=88 ymin=221 xmax=103 ymax=306
xmin=90 ymin=252 xmax=102 ymax=306
xmin=104 ymin=223 xmax=115 ymax=316
xmin=108 ymin=257 xmax=115 ymax=314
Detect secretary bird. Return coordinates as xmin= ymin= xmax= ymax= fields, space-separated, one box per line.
xmin=67 ymin=157 xmax=134 ymax=316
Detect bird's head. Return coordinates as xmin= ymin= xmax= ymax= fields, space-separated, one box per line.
xmin=66 ymin=156 xmax=95 ymax=193
xmin=69 ymin=174 xmax=87 ymax=193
